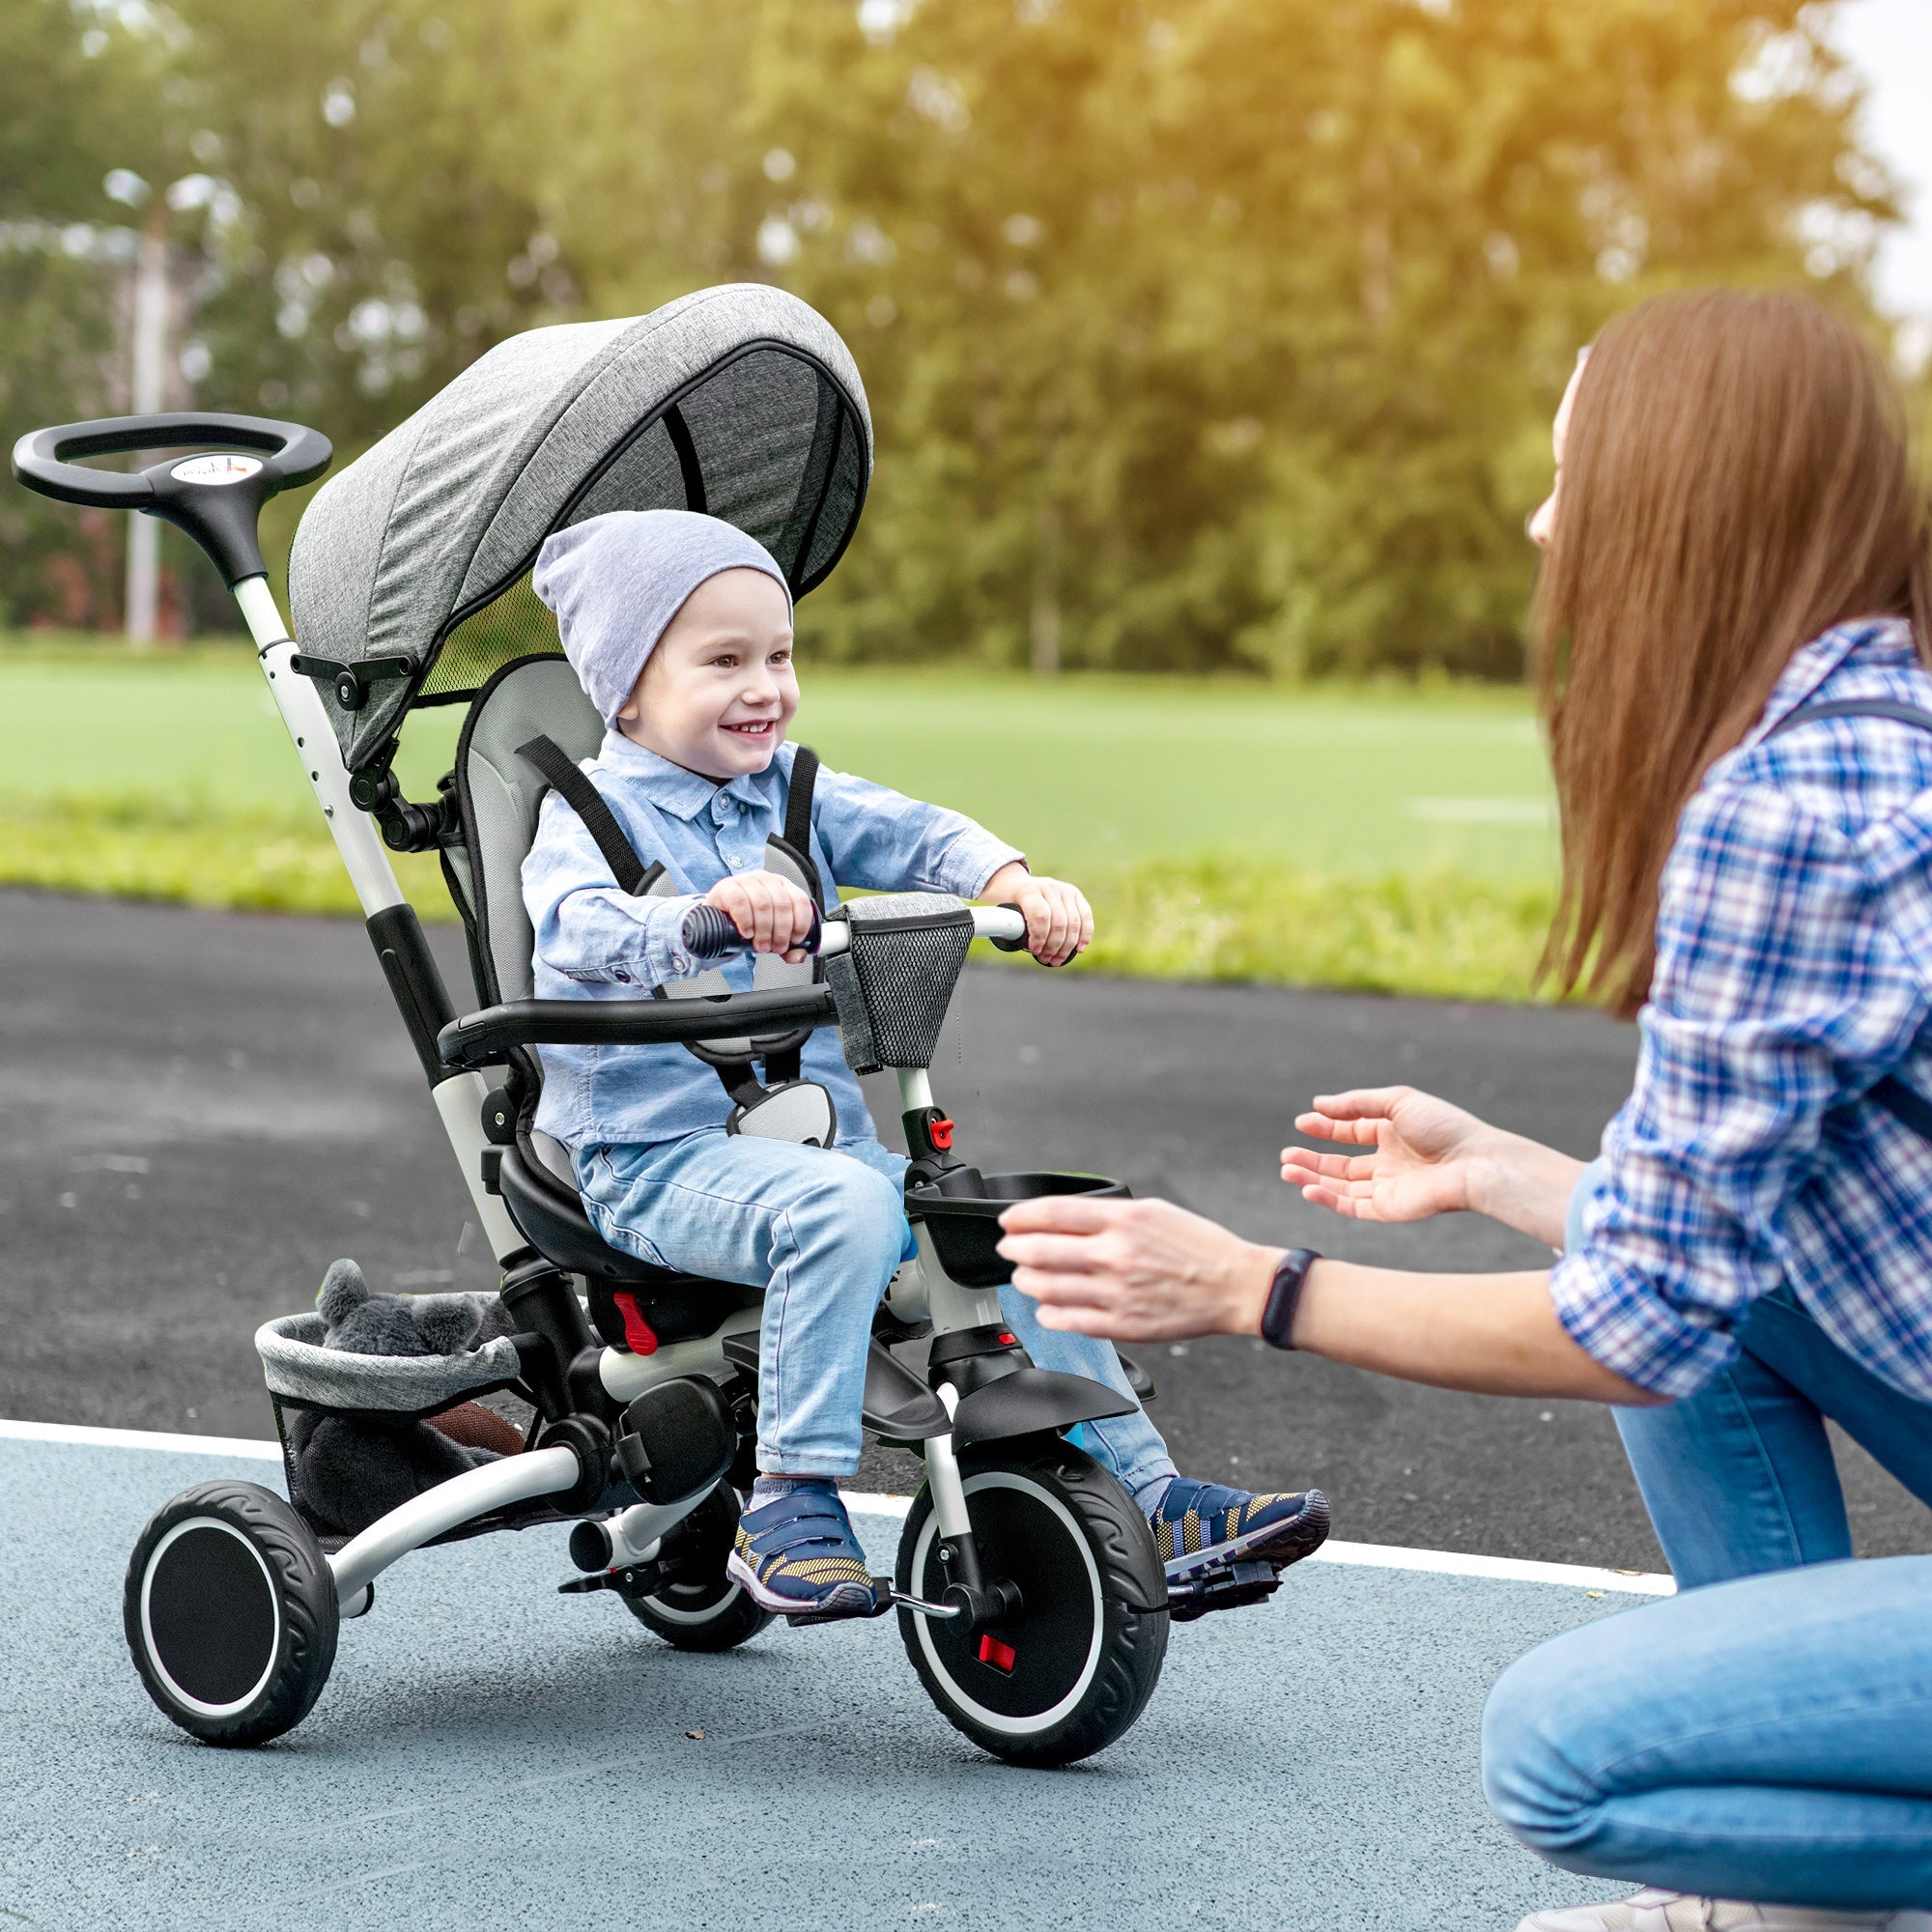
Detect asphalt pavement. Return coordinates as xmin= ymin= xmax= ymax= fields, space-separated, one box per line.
xmin=0 ymin=1431 xmax=1633 ymax=1932
xmin=3 ymin=889 xmax=1927 ymax=1571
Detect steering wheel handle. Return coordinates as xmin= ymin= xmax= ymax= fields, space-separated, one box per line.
xmin=11 ymin=412 xmax=332 ymax=585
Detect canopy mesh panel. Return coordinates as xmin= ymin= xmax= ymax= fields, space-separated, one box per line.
xmin=421 ymin=575 xmax=561 ymax=705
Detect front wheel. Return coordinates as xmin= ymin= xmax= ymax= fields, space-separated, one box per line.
xmin=624 ymin=1482 xmax=773 ymax=1653
xmin=896 ymin=1443 xmax=1168 ymax=1767
xmin=124 ymin=1482 xmax=339 ymax=1747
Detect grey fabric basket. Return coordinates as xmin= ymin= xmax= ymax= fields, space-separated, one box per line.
xmin=825 ymin=893 xmax=974 ymax=1074
xmin=255 ymin=1308 xmax=522 ymax=1417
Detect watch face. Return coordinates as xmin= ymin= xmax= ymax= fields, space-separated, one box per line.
xmin=169 ymin=452 xmax=264 ymax=487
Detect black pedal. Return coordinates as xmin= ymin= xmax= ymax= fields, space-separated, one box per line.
xmin=1167 ymin=1559 xmax=1283 ymax=1624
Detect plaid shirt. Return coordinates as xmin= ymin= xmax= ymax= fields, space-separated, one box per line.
xmin=1553 ymin=617 xmax=1932 ymax=1403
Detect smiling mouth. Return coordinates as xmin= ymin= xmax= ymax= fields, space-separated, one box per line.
xmin=724 ymin=719 xmax=775 ymax=737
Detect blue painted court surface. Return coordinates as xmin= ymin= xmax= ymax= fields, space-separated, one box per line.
xmin=1 ymin=1434 xmax=1641 ymax=1932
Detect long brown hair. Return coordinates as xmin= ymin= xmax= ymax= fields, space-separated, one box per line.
xmin=1537 ymin=289 xmax=1932 ymax=1017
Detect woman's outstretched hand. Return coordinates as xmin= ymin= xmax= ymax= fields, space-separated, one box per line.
xmin=1282 ymin=1087 xmax=1493 ymax=1223
xmin=1282 ymin=1087 xmax=1585 ymax=1250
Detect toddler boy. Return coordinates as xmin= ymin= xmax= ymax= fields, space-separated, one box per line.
xmin=524 ymin=508 xmax=1325 ymax=1617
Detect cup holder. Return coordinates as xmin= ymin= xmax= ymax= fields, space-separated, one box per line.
xmin=906 ymin=1170 xmax=1129 ymax=1288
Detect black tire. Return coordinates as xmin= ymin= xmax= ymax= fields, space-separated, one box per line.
xmin=896 ymin=1442 xmax=1168 ymax=1768
xmin=624 ymin=1482 xmax=773 ymax=1653
xmin=124 ymin=1481 xmax=338 ymax=1747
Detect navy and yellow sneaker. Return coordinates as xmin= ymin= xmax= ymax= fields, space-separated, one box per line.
xmin=1148 ymin=1478 xmax=1331 ymax=1587
xmin=725 ymin=1480 xmax=880 ymax=1620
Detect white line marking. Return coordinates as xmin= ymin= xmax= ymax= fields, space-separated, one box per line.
xmin=0 ymin=1417 xmax=284 ymax=1461
xmin=1313 ymin=1537 xmax=1671 ymax=1596
xmin=0 ymin=1420 xmax=1674 ymax=1594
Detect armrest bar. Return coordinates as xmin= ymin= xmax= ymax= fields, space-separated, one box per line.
xmin=437 ymin=984 xmax=838 ymax=1068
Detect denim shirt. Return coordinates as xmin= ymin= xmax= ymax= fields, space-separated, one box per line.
xmin=521 ymin=733 xmax=1023 ymax=1150
xmin=1553 ymin=618 xmax=1932 ymax=1405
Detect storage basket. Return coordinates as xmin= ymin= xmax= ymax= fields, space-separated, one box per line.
xmin=906 ymin=1172 xmax=1129 ymax=1289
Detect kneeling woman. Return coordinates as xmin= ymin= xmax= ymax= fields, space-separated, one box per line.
xmin=999 ymin=291 xmax=1932 ymax=1927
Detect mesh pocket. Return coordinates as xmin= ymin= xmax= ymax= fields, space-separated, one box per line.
xmin=826 ymin=894 xmax=974 ymax=1072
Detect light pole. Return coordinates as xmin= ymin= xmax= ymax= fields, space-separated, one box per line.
xmin=103 ymin=169 xmax=215 ymax=645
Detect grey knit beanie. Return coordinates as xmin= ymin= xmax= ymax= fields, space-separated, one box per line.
xmin=532 ymin=509 xmax=793 ymax=725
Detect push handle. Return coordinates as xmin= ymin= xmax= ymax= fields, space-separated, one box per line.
xmin=11 ymin=411 xmax=331 ymax=586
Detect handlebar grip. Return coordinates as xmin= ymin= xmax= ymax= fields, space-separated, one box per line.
xmin=11 ymin=412 xmax=332 ymax=584
xmin=987 ymin=903 xmax=1031 ymax=952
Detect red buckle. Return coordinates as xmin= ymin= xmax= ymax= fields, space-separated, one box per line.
xmin=611 ymin=1291 xmax=659 ymax=1356
xmin=977 ymin=1633 xmax=1016 ymax=1673
xmin=929 ymin=1118 xmax=954 ymax=1151
xmin=997 ymin=1332 xmax=1017 ymax=1347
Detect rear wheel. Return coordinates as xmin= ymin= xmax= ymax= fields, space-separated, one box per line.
xmin=624 ymin=1482 xmax=772 ymax=1653
xmin=896 ymin=1443 xmax=1168 ymax=1767
xmin=124 ymin=1482 xmax=338 ymax=1747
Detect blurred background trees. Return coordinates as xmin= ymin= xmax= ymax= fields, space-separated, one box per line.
xmin=0 ymin=0 xmax=1901 ymax=676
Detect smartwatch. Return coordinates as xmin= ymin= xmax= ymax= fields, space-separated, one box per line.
xmin=1261 ymin=1247 xmax=1321 ymax=1351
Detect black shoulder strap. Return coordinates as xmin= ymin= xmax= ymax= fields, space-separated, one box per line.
xmin=518 ymin=734 xmax=656 ymax=896
xmin=1762 ymin=699 xmax=1932 ymax=1147
xmin=785 ymin=744 xmax=819 ymax=858
xmin=1763 ymin=698 xmax=1932 ymax=742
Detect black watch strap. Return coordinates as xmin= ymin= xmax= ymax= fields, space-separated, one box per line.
xmin=1261 ymin=1248 xmax=1321 ymax=1351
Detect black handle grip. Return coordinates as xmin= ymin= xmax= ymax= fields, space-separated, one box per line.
xmin=437 ymin=985 xmax=839 ymax=1070
xmin=11 ymin=412 xmax=331 ymax=584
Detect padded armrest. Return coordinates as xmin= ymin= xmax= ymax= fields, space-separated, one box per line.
xmin=437 ymin=985 xmax=838 ymax=1068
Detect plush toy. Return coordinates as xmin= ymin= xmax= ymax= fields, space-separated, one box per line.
xmin=287 ymin=1259 xmax=526 ymax=1539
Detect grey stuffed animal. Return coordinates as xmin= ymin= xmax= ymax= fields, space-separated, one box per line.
xmin=315 ymin=1257 xmax=516 ymax=1358
xmin=288 ymin=1260 xmax=524 ymax=1540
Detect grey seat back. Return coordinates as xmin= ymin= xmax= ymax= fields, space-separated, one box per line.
xmin=453 ymin=655 xmax=606 ymax=1006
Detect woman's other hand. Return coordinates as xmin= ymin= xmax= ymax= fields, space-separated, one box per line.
xmin=981 ymin=862 xmax=1093 ymax=967
xmin=997 ymin=1195 xmax=1277 ymax=1342
xmin=1283 ymin=1087 xmax=1584 ymax=1250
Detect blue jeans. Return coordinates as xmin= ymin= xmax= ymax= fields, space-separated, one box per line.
xmin=578 ymin=1131 xmax=1174 ymax=1492
xmin=1481 ymin=1161 xmax=1932 ymax=1906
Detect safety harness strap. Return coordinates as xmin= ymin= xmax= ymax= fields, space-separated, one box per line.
xmin=516 ymin=734 xmax=828 ymax=1119
xmin=517 ymin=734 xmax=654 ymax=895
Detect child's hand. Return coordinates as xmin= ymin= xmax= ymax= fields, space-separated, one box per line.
xmin=706 ymin=874 xmax=816 ymax=962
xmin=981 ymin=862 xmax=1093 ymax=968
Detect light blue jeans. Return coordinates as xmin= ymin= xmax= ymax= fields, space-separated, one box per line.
xmin=1481 ymin=1159 xmax=1932 ymax=1907
xmin=577 ymin=1130 xmax=1175 ymax=1492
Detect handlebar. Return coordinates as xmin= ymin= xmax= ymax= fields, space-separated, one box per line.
xmin=435 ymin=905 xmax=1036 ymax=1069
xmin=818 ymin=904 xmax=1029 ymax=958
xmin=11 ymin=412 xmax=332 ymax=585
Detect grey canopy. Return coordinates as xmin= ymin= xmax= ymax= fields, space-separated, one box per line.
xmin=287 ymin=283 xmax=872 ymax=771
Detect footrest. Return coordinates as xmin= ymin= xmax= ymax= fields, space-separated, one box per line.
xmin=1166 ymin=1559 xmax=1283 ymax=1625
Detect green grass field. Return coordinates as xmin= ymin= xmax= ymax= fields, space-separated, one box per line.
xmin=0 ymin=636 xmax=1562 ymax=1001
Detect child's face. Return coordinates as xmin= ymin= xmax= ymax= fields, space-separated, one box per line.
xmin=615 ymin=568 xmax=797 ymax=781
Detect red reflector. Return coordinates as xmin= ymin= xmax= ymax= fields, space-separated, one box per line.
xmin=929 ymin=1118 xmax=954 ymax=1150
xmin=978 ymin=1633 xmax=1016 ymax=1673
xmin=997 ymin=1332 xmax=1017 ymax=1346
xmin=611 ymin=1291 xmax=659 ymax=1355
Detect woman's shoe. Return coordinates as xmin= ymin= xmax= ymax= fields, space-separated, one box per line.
xmin=1514 ymin=1890 xmax=1932 ymax=1931
xmin=1147 ymin=1478 xmax=1330 ymax=1585
xmin=725 ymin=1481 xmax=880 ymax=1619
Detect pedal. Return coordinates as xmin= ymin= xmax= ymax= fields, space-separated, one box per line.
xmin=784 ymin=1577 xmax=900 ymax=1627
xmin=557 ymin=1561 xmax=666 ymax=1601
xmin=1166 ymin=1559 xmax=1283 ymax=1624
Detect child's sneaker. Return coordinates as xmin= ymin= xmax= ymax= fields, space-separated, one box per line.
xmin=1148 ymin=1478 xmax=1330 ymax=1584
xmin=726 ymin=1480 xmax=880 ymax=1618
